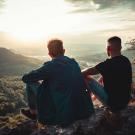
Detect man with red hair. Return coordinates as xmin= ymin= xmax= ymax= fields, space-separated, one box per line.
xmin=21 ymin=39 xmax=94 ymax=126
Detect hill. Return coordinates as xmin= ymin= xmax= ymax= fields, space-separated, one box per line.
xmin=0 ymin=48 xmax=41 ymax=75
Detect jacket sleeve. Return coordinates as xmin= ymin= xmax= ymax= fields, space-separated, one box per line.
xmin=22 ymin=62 xmax=52 ymax=83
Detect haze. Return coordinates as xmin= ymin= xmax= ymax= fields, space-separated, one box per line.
xmin=0 ymin=0 xmax=135 ymax=55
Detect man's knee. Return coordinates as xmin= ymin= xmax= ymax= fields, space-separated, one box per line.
xmin=25 ymin=82 xmax=40 ymax=95
xmin=85 ymin=76 xmax=95 ymax=82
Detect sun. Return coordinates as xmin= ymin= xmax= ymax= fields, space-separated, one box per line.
xmin=0 ymin=0 xmax=73 ymax=42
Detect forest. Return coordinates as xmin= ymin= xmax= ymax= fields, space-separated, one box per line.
xmin=0 ymin=76 xmax=27 ymax=116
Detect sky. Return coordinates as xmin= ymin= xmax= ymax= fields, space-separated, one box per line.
xmin=0 ymin=0 xmax=135 ymax=50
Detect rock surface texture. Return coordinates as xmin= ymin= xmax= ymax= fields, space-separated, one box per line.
xmin=0 ymin=105 xmax=135 ymax=135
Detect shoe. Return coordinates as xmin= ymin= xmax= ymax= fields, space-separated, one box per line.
xmin=21 ymin=108 xmax=37 ymax=120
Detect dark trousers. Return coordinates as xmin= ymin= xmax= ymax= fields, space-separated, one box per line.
xmin=25 ymin=83 xmax=40 ymax=110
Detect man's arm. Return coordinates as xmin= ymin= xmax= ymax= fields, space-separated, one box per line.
xmin=82 ymin=67 xmax=99 ymax=77
xmin=82 ymin=60 xmax=107 ymax=78
xmin=22 ymin=62 xmax=51 ymax=83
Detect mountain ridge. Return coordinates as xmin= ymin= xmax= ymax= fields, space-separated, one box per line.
xmin=0 ymin=47 xmax=41 ymax=75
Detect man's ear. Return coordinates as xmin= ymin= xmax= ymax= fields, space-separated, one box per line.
xmin=48 ymin=52 xmax=52 ymax=58
xmin=107 ymin=46 xmax=111 ymax=57
xmin=107 ymin=46 xmax=111 ymax=51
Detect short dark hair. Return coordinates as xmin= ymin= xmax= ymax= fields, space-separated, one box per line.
xmin=108 ymin=36 xmax=121 ymax=48
xmin=47 ymin=39 xmax=64 ymax=57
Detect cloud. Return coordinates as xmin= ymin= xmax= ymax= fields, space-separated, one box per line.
xmin=0 ymin=0 xmax=5 ymax=8
xmin=66 ymin=0 xmax=135 ymax=13
xmin=94 ymin=0 xmax=135 ymax=10
xmin=67 ymin=0 xmax=100 ymax=13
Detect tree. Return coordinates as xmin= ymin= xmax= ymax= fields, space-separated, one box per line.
xmin=129 ymin=39 xmax=135 ymax=46
xmin=125 ymin=38 xmax=135 ymax=50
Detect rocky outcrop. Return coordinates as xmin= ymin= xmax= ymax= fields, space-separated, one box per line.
xmin=0 ymin=106 xmax=135 ymax=135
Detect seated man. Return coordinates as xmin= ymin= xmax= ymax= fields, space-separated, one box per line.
xmin=21 ymin=39 xmax=94 ymax=126
xmin=83 ymin=36 xmax=132 ymax=112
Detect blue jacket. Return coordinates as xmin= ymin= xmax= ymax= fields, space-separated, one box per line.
xmin=22 ymin=56 xmax=94 ymax=126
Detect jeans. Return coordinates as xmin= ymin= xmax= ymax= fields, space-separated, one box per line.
xmin=87 ymin=78 xmax=108 ymax=106
xmin=25 ymin=79 xmax=108 ymax=110
xmin=25 ymin=83 xmax=40 ymax=110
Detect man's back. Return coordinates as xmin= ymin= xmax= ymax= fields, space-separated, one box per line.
xmin=48 ymin=56 xmax=85 ymax=93
xmin=96 ymin=55 xmax=132 ymax=111
xmin=37 ymin=56 xmax=94 ymax=125
xmin=22 ymin=39 xmax=94 ymax=126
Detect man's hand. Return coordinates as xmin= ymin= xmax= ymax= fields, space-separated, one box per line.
xmin=98 ymin=76 xmax=104 ymax=86
xmin=82 ymin=67 xmax=99 ymax=78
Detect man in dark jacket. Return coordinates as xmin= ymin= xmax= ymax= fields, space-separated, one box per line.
xmin=22 ymin=39 xmax=94 ymax=126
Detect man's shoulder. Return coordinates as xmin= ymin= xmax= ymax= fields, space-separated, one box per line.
xmin=115 ymin=55 xmax=131 ymax=66
xmin=98 ymin=58 xmax=110 ymax=65
xmin=54 ymin=56 xmax=78 ymax=63
xmin=42 ymin=61 xmax=55 ymax=68
xmin=121 ymin=55 xmax=130 ymax=62
xmin=43 ymin=61 xmax=53 ymax=65
xmin=67 ymin=57 xmax=79 ymax=66
xmin=63 ymin=56 xmax=76 ymax=61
